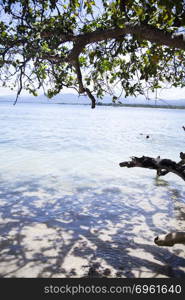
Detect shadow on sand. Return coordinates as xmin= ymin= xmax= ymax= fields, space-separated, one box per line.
xmin=0 ymin=175 xmax=185 ymax=278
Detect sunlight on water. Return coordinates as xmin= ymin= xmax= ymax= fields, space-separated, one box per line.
xmin=0 ymin=102 xmax=185 ymax=278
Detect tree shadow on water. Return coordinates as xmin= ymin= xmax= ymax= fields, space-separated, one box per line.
xmin=0 ymin=175 xmax=185 ymax=278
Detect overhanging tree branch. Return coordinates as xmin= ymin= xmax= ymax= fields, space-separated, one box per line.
xmin=76 ymin=24 xmax=185 ymax=50
xmin=2 ymin=1 xmax=185 ymax=107
xmin=73 ymin=58 xmax=96 ymax=108
xmin=38 ymin=23 xmax=185 ymax=64
xmin=50 ymin=24 xmax=185 ymax=63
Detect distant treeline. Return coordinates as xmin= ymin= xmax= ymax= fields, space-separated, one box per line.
xmin=57 ymin=102 xmax=185 ymax=109
xmin=96 ymin=102 xmax=185 ymax=109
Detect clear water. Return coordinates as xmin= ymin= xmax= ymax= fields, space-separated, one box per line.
xmin=0 ymin=102 xmax=185 ymax=278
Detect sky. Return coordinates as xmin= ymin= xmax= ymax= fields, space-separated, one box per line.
xmin=0 ymin=85 xmax=185 ymax=102
xmin=153 ymin=86 xmax=185 ymax=101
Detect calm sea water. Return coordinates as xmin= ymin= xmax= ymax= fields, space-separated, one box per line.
xmin=0 ymin=102 xmax=185 ymax=278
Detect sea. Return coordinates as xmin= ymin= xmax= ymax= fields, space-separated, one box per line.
xmin=0 ymin=101 xmax=185 ymax=278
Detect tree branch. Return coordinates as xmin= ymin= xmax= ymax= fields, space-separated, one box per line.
xmin=73 ymin=58 xmax=96 ymax=109
xmin=154 ymin=232 xmax=185 ymax=246
xmin=85 ymin=88 xmax=96 ymax=109
xmin=43 ymin=24 xmax=185 ymax=51
xmin=119 ymin=153 xmax=185 ymax=181
xmin=73 ymin=58 xmax=85 ymax=93
xmin=67 ymin=24 xmax=185 ymax=62
xmin=38 ymin=23 xmax=185 ymax=63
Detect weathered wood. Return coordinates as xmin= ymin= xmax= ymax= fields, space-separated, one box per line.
xmin=119 ymin=153 xmax=185 ymax=181
xmin=120 ymin=153 xmax=185 ymax=247
xmin=154 ymin=232 xmax=185 ymax=246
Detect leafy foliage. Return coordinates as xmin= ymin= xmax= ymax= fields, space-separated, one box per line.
xmin=1 ymin=0 xmax=185 ymax=106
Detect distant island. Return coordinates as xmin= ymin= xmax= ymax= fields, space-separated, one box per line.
xmin=1 ymin=93 xmax=185 ymax=109
xmin=56 ymin=101 xmax=185 ymax=109
xmin=95 ymin=102 xmax=185 ymax=109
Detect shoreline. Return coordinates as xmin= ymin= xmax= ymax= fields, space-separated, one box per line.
xmin=1 ymin=101 xmax=185 ymax=109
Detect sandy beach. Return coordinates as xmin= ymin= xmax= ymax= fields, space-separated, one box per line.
xmin=0 ymin=178 xmax=185 ymax=278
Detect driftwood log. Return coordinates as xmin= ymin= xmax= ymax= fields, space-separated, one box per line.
xmin=119 ymin=152 xmax=185 ymax=181
xmin=154 ymin=232 xmax=185 ymax=246
xmin=119 ymin=152 xmax=185 ymax=246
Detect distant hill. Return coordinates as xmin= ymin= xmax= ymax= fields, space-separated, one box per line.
xmin=0 ymin=93 xmax=91 ymax=104
xmin=1 ymin=93 xmax=185 ymax=107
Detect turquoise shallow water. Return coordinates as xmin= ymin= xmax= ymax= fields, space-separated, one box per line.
xmin=0 ymin=102 xmax=185 ymax=277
